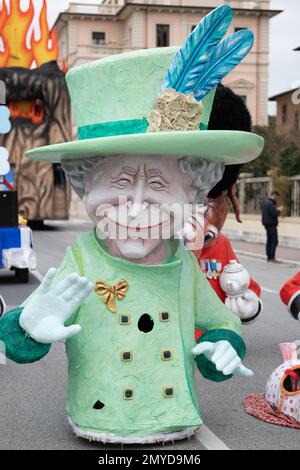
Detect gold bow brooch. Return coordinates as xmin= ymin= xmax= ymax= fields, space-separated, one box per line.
xmin=95 ymin=279 xmax=129 ymax=313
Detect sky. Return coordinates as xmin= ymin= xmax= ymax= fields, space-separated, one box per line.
xmin=4 ymin=0 xmax=300 ymax=114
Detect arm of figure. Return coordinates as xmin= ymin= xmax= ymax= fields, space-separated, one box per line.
xmin=225 ymin=290 xmax=262 ymax=325
xmin=192 ymin=340 xmax=253 ymax=378
xmin=225 ymin=237 xmax=262 ymax=298
xmin=288 ymin=293 xmax=300 ymax=321
xmin=191 ymin=253 xmax=253 ymax=381
xmin=280 ymin=272 xmax=300 ymax=321
xmin=19 ymin=268 xmax=93 ymax=343
xmin=0 ymin=246 xmax=92 ymax=364
xmin=223 ymin=238 xmax=263 ymax=324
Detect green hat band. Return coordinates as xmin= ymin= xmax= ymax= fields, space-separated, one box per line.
xmin=78 ymin=119 xmax=148 ymax=140
xmin=78 ymin=119 xmax=208 ymax=141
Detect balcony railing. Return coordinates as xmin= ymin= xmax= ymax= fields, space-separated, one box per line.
xmin=126 ymin=0 xmax=269 ymax=9
xmin=68 ymin=44 xmax=139 ymax=64
xmin=67 ymin=0 xmax=270 ymax=12
xmin=68 ymin=2 xmax=121 ymax=15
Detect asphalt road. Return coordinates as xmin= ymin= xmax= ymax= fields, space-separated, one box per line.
xmin=0 ymin=223 xmax=300 ymax=451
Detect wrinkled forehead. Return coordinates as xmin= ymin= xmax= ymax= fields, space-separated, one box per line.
xmin=97 ymin=154 xmax=180 ymax=175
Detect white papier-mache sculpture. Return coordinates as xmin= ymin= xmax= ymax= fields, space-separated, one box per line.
xmin=266 ymin=343 xmax=300 ymax=423
xmin=0 ymin=5 xmax=264 ymax=444
xmin=219 ymin=260 xmax=260 ymax=325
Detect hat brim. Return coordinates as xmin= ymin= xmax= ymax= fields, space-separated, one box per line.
xmin=25 ymin=130 xmax=264 ymax=165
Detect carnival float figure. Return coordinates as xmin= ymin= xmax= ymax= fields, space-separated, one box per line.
xmin=183 ymin=86 xmax=262 ymax=338
xmin=244 ymin=343 xmax=300 ymax=429
xmin=280 ymin=273 xmax=300 ymax=321
xmin=0 ymin=6 xmax=264 ymax=443
xmin=0 ymin=0 xmax=71 ymax=222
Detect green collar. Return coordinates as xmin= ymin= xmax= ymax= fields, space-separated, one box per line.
xmin=92 ymin=228 xmax=183 ymax=270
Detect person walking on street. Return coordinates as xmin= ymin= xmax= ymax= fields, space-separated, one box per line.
xmin=261 ymin=191 xmax=283 ymax=263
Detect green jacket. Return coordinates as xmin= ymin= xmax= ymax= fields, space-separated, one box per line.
xmin=0 ymin=230 xmax=245 ymax=437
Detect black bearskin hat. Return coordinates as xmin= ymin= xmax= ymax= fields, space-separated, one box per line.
xmin=207 ymin=84 xmax=252 ymax=199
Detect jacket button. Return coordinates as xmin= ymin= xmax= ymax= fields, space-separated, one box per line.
xmin=163 ymin=386 xmax=174 ymax=398
xmin=121 ymin=351 xmax=132 ymax=362
xmin=161 ymin=349 xmax=172 ymax=361
xmin=120 ymin=314 xmax=131 ymax=325
xmin=160 ymin=311 xmax=170 ymax=322
xmin=123 ymin=388 xmax=134 ymax=400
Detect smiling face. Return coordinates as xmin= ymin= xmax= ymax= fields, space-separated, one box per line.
xmin=83 ymin=154 xmax=196 ymax=261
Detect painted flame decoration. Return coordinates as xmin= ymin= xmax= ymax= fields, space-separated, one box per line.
xmin=0 ymin=0 xmax=59 ymax=68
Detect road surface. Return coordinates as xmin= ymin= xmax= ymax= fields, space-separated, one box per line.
xmin=0 ymin=223 xmax=299 ymax=450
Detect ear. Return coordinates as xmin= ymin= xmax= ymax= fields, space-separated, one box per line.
xmin=187 ymin=187 xmax=198 ymax=204
xmin=84 ymin=176 xmax=92 ymax=196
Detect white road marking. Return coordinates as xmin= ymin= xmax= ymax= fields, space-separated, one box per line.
xmin=237 ymin=251 xmax=294 ymax=295
xmin=236 ymin=250 xmax=267 ymax=262
xmin=236 ymin=250 xmax=300 ymax=267
xmin=261 ymin=287 xmax=278 ymax=295
xmin=30 ymin=269 xmax=44 ymax=283
xmin=195 ymin=425 xmax=230 ymax=450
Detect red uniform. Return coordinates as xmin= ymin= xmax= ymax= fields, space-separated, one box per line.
xmin=280 ymin=272 xmax=300 ymax=320
xmin=195 ymin=233 xmax=261 ymax=340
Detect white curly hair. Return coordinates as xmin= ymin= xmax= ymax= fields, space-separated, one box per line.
xmin=61 ymin=155 xmax=224 ymax=204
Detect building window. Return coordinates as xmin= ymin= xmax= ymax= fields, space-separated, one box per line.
xmin=156 ymin=24 xmax=170 ymax=47
xmin=92 ymin=32 xmax=106 ymax=45
xmin=235 ymin=27 xmax=247 ymax=32
xmin=191 ymin=25 xmax=197 ymax=32
xmin=295 ymin=111 xmax=299 ymax=131
xmin=282 ymin=104 xmax=288 ymax=124
xmin=239 ymin=95 xmax=247 ymax=105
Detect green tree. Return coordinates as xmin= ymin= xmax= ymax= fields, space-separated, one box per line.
xmin=280 ymin=142 xmax=300 ymax=176
xmin=244 ymin=117 xmax=285 ymax=176
xmin=241 ymin=117 xmax=300 ymax=177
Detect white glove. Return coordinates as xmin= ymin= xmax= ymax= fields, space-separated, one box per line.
xmin=20 ymin=268 xmax=94 ymax=344
xmin=192 ymin=340 xmax=253 ymax=377
xmin=225 ymin=290 xmax=262 ymax=324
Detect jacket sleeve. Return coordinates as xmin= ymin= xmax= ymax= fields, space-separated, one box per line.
xmin=0 ymin=245 xmax=80 ymax=364
xmin=192 ymin=253 xmax=246 ymax=382
xmin=248 ymin=277 xmax=261 ymax=298
xmin=267 ymin=200 xmax=280 ymax=219
xmin=0 ymin=308 xmax=51 ymax=364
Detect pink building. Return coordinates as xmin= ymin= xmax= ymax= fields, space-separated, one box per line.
xmin=269 ymin=48 xmax=300 ymax=139
xmin=55 ymin=0 xmax=281 ymax=126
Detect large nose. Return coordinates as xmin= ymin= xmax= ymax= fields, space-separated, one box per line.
xmin=128 ymin=170 xmax=147 ymax=218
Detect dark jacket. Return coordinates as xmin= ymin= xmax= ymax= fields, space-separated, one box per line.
xmin=261 ymin=197 xmax=280 ymax=227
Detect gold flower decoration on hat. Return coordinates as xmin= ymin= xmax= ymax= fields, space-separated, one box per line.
xmin=147 ymin=88 xmax=203 ymax=133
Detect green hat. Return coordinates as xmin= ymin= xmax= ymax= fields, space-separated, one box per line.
xmin=26 ymin=6 xmax=264 ymax=165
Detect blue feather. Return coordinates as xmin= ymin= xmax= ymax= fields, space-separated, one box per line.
xmin=160 ymin=4 xmax=233 ymax=93
xmin=193 ymin=29 xmax=254 ymax=101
